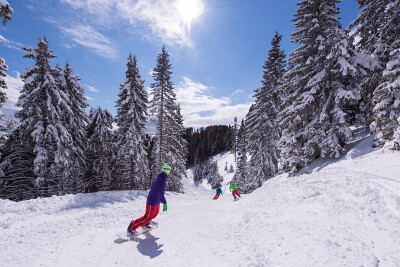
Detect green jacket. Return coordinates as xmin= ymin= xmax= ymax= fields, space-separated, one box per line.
xmin=229 ymin=182 xmax=237 ymax=191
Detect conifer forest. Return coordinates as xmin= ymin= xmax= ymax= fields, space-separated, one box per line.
xmin=0 ymin=0 xmax=399 ymax=201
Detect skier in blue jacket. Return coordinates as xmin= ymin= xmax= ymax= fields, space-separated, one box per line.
xmin=127 ymin=164 xmax=171 ymax=237
xmin=213 ymin=187 xmax=222 ymax=200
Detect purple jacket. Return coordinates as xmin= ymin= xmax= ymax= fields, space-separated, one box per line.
xmin=147 ymin=172 xmax=167 ymax=205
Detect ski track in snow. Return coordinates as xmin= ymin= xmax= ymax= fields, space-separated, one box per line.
xmin=1 ymin=137 xmax=400 ymax=266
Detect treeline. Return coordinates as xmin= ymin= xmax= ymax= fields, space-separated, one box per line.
xmin=1 ymin=0 xmax=399 ymax=200
xmin=184 ymin=125 xmax=233 ymax=166
xmin=0 ymin=34 xmax=187 ymax=200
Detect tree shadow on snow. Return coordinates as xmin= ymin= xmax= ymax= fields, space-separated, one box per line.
xmin=296 ymin=132 xmax=374 ymax=176
xmin=136 ymin=232 xmax=164 ymax=258
xmin=59 ymin=190 xmax=149 ymax=211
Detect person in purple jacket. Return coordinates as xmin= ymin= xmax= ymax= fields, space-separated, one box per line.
xmin=127 ymin=163 xmax=171 ymax=237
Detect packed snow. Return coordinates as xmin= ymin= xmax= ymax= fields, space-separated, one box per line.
xmin=1 ymin=134 xmax=399 ymax=266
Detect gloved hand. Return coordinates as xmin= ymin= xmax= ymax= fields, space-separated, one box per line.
xmin=163 ymin=202 xmax=167 ymax=212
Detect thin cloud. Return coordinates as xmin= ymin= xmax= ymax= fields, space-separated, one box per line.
xmin=118 ymin=0 xmax=192 ymax=47
xmin=60 ymin=25 xmax=118 ymax=59
xmin=0 ymin=34 xmax=24 ymax=51
xmin=85 ymin=84 xmax=99 ymax=93
xmin=175 ymin=77 xmax=251 ymax=128
xmin=60 ymin=0 xmax=201 ymax=48
xmin=230 ymin=89 xmax=244 ymax=98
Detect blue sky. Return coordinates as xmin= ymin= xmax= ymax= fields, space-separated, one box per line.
xmin=1 ymin=0 xmax=360 ymax=128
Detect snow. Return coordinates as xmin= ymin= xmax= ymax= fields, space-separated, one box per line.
xmin=0 ymin=0 xmax=9 ymax=7
xmin=353 ymin=51 xmax=379 ymax=71
xmin=1 ymin=135 xmax=400 ymax=266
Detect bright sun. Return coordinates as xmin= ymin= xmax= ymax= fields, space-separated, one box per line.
xmin=176 ymin=0 xmax=205 ymax=26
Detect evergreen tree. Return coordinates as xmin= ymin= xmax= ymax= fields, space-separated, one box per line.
xmin=168 ymin=104 xmax=188 ymax=188
xmin=0 ymin=0 xmax=13 ymax=118
xmin=207 ymin=160 xmax=223 ymax=189
xmin=193 ymin=162 xmax=205 ymax=182
xmin=232 ymin=117 xmax=238 ymax=162
xmin=149 ymin=46 xmax=187 ymax=192
xmin=114 ymin=53 xmax=149 ymax=190
xmin=232 ymin=119 xmax=249 ymax=192
xmin=85 ymin=107 xmax=114 ymax=192
xmin=0 ymin=0 xmax=13 ymax=26
xmin=279 ymin=0 xmax=364 ymax=173
xmin=370 ymin=1 xmax=400 ymax=146
xmin=349 ymin=0 xmax=392 ymax=129
xmin=15 ymin=37 xmax=74 ymax=197
xmin=229 ymin=163 xmax=234 ymax=173
xmin=62 ymin=62 xmax=89 ymax=192
xmin=0 ymin=57 xmax=7 ymax=115
xmin=0 ymin=129 xmax=35 ymax=201
xmin=246 ymin=32 xmax=285 ymax=188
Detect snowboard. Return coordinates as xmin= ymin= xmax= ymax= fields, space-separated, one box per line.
xmin=115 ymin=221 xmax=159 ymax=243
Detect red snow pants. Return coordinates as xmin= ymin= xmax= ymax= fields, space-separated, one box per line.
xmin=128 ymin=203 xmax=160 ymax=231
xmin=213 ymin=194 xmax=220 ymax=200
xmin=232 ymin=190 xmax=241 ymax=199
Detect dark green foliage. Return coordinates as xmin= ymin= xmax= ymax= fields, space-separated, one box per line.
xmin=207 ymin=161 xmax=223 ymax=189
xmin=184 ymin=125 xmax=233 ymax=166
xmin=84 ymin=107 xmax=114 ymax=193
xmin=0 ymin=129 xmax=35 ymax=201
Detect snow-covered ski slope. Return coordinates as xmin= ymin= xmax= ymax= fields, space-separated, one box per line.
xmin=1 ymin=134 xmax=400 ymax=266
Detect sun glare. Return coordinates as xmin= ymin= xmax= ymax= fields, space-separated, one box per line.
xmin=177 ymin=0 xmax=205 ymax=27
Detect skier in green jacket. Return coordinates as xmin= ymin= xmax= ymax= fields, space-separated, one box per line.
xmin=229 ymin=182 xmax=241 ymax=200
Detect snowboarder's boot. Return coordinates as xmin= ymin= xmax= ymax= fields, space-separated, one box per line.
xmin=144 ymin=221 xmax=158 ymax=229
xmin=127 ymin=228 xmax=138 ymax=238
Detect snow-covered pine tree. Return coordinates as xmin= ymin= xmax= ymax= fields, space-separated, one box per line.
xmin=371 ymin=1 xmax=400 ymax=147
xmin=114 ymin=53 xmax=149 ymax=190
xmin=149 ymin=46 xmax=186 ymax=192
xmin=0 ymin=128 xmax=35 ymax=201
xmin=0 ymin=57 xmax=7 ymax=116
xmin=229 ymin=163 xmax=234 ymax=173
xmin=278 ymin=0 xmax=364 ymax=173
xmin=0 ymin=8 xmax=10 ymax=156
xmin=349 ymin=0 xmax=393 ymax=130
xmin=50 ymin=63 xmax=75 ymax=193
xmin=0 ymin=0 xmax=13 ymax=26
xmin=232 ymin=117 xmax=238 ymax=162
xmin=167 ymin=104 xmax=188 ymax=188
xmin=15 ymin=37 xmax=74 ymax=197
xmin=193 ymin=162 xmax=205 ymax=182
xmin=232 ymin=119 xmax=249 ymax=192
xmin=246 ymin=32 xmax=285 ymax=189
xmin=207 ymin=160 xmax=223 ymax=189
xmin=62 ymin=62 xmax=89 ymax=193
xmin=0 ymin=0 xmax=13 ymax=117
xmin=85 ymin=107 xmax=114 ymax=192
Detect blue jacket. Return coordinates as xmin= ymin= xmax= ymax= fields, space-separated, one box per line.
xmin=216 ymin=188 xmax=222 ymax=195
xmin=147 ymin=172 xmax=167 ymax=205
